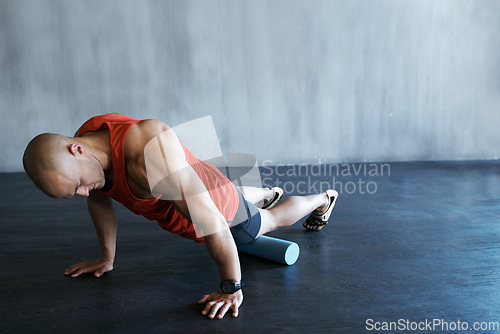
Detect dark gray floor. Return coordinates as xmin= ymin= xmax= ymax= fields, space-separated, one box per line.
xmin=2 ymin=161 xmax=500 ymax=333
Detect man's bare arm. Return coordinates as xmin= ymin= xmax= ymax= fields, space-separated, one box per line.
xmin=174 ymin=162 xmax=244 ymax=320
xmin=145 ymin=123 xmax=243 ymax=319
xmin=64 ymin=190 xmax=116 ymax=278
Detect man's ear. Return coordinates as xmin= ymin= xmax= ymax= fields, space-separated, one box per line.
xmin=68 ymin=143 xmax=85 ymax=156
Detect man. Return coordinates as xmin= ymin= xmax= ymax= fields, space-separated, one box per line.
xmin=22 ymin=113 xmax=337 ymax=319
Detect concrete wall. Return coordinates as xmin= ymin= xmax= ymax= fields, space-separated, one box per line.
xmin=1 ymin=0 xmax=499 ymax=172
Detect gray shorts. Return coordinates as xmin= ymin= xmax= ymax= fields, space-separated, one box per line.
xmin=229 ymin=188 xmax=262 ymax=246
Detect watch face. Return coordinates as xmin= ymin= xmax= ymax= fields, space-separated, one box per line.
xmin=222 ymin=280 xmax=236 ymax=294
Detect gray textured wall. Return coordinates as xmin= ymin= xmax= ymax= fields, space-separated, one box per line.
xmin=1 ymin=0 xmax=499 ymax=172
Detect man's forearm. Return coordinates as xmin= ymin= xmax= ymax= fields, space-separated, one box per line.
xmin=204 ymin=227 xmax=241 ymax=283
xmin=87 ymin=192 xmax=117 ymax=261
xmin=94 ymin=217 xmax=117 ymax=261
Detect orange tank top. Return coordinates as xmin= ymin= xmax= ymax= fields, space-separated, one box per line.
xmin=76 ymin=114 xmax=239 ymax=243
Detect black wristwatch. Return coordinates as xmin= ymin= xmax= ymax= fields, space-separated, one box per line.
xmin=220 ymin=280 xmax=242 ymax=294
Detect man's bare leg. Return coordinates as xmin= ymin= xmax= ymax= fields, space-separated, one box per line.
xmin=257 ymin=191 xmax=330 ymax=236
xmin=237 ymin=186 xmax=273 ymax=206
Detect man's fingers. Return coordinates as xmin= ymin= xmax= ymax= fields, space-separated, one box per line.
xmin=198 ymin=295 xmax=210 ymax=304
xmin=64 ymin=262 xmax=86 ymax=274
xmin=71 ymin=268 xmax=85 ymax=277
xmin=64 ymin=267 xmax=79 ymax=276
xmin=216 ymin=303 xmax=231 ymax=319
xmin=64 ymin=265 xmax=80 ymax=275
xmin=72 ymin=266 xmax=94 ymax=277
xmin=201 ymin=301 xmax=215 ymax=315
xmin=208 ymin=301 xmax=224 ymax=319
xmin=64 ymin=268 xmax=74 ymax=275
xmin=231 ymin=303 xmax=239 ymax=318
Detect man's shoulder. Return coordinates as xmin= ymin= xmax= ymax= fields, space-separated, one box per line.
xmin=128 ymin=119 xmax=169 ymax=142
xmin=134 ymin=118 xmax=169 ymax=133
xmin=124 ymin=119 xmax=170 ymax=156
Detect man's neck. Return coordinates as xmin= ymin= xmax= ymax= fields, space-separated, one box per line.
xmin=76 ymin=130 xmax=112 ymax=171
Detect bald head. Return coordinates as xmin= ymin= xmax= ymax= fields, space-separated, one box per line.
xmin=23 ymin=133 xmax=74 ymax=196
xmin=23 ymin=133 xmax=107 ymax=198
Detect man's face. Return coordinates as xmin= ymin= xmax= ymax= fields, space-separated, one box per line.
xmin=45 ymin=155 xmax=106 ymax=198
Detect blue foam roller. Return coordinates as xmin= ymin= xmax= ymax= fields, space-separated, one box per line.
xmin=237 ymin=235 xmax=300 ymax=265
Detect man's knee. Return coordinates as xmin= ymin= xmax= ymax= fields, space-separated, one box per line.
xmin=259 ymin=208 xmax=278 ymax=233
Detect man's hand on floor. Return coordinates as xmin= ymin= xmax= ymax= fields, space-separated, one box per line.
xmin=64 ymin=258 xmax=114 ymax=278
xmin=198 ymin=290 xmax=243 ymax=319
